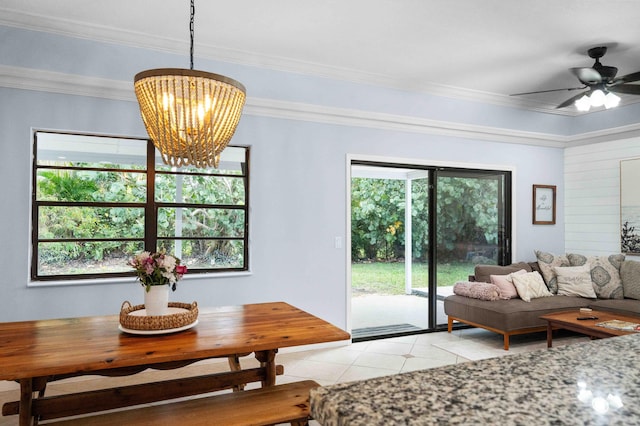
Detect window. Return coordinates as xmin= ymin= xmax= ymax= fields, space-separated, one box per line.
xmin=32 ymin=131 xmax=249 ymax=281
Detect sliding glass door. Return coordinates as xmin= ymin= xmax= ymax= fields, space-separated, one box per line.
xmin=350 ymin=162 xmax=511 ymax=340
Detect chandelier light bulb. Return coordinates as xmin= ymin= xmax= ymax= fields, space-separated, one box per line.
xmin=590 ymin=89 xmax=606 ymax=107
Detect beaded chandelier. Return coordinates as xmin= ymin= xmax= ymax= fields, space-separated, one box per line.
xmin=134 ymin=1 xmax=245 ymax=168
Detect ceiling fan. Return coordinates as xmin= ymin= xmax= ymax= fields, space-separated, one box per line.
xmin=512 ymin=46 xmax=640 ymax=110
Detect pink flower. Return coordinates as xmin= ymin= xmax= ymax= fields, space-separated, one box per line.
xmin=144 ymin=263 xmax=155 ymax=275
xmin=129 ymin=250 xmax=186 ymax=292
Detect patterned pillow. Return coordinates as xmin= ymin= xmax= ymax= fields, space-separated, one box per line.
xmin=511 ymin=271 xmax=553 ymax=302
xmin=567 ymin=253 xmax=625 ymax=299
xmin=621 ymin=260 xmax=640 ymax=300
xmin=535 ymin=250 xmax=570 ymax=294
xmin=490 ymin=269 xmax=527 ymax=299
xmin=554 ymin=265 xmax=597 ymax=298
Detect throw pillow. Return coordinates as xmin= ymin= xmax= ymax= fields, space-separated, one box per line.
xmin=453 ymin=281 xmax=501 ymax=301
xmin=535 ymin=250 xmax=570 ymax=294
xmin=567 ymin=253 xmax=625 ymax=299
xmin=620 ymin=260 xmax=640 ymax=300
xmin=511 ymin=271 xmax=553 ymax=302
xmin=474 ymin=262 xmax=533 ymax=284
xmin=554 ymin=265 xmax=597 ymax=298
xmin=490 ymin=269 xmax=527 ymax=299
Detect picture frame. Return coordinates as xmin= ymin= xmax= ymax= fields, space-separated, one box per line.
xmin=620 ymin=158 xmax=640 ymax=254
xmin=533 ymin=184 xmax=556 ymax=225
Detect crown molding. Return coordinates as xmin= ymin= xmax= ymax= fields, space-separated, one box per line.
xmin=0 ymin=8 xmax=574 ymax=116
xmin=2 ymin=65 xmax=640 ymax=148
xmin=246 ymin=97 xmax=565 ymax=147
xmin=0 ymin=66 xmax=133 ymax=100
xmin=564 ymin=122 xmax=640 ymax=147
xmin=0 ymin=8 xmax=187 ymax=55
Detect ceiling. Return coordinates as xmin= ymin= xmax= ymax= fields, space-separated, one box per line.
xmin=2 ymin=0 xmax=640 ymax=114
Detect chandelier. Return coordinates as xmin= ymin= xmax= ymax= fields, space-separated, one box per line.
xmin=134 ymin=0 xmax=246 ymax=168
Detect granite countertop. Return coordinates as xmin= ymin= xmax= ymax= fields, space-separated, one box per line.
xmin=310 ymin=334 xmax=640 ymax=425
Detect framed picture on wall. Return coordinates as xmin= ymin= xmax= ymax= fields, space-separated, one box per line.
xmin=533 ymin=184 xmax=556 ymax=225
xmin=621 ymin=158 xmax=640 ymax=254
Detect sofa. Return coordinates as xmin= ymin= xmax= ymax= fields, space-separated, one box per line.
xmin=444 ymin=251 xmax=640 ymax=350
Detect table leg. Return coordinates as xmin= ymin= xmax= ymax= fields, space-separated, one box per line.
xmin=546 ymin=322 xmax=553 ymax=348
xmin=18 ymin=379 xmax=33 ymax=426
xmin=228 ymin=355 xmax=245 ymax=391
xmin=254 ymin=349 xmax=277 ymax=387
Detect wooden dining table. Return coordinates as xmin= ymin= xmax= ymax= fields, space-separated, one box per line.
xmin=0 ymin=301 xmax=350 ymax=425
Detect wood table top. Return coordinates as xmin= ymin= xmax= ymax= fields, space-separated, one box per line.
xmin=540 ymin=309 xmax=640 ymax=336
xmin=0 ymin=301 xmax=350 ymax=381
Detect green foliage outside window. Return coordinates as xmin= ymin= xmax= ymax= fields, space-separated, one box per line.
xmin=351 ymin=176 xmax=500 ymax=263
xmin=33 ymin=131 xmax=249 ymax=279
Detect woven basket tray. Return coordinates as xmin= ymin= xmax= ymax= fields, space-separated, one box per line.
xmin=119 ymin=300 xmax=198 ymax=331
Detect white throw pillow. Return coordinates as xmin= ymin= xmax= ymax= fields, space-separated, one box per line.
xmin=554 ymin=264 xmax=597 ymax=298
xmin=490 ymin=269 xmax=527 ymax=299
xmin=511 ymin=271 xmax=553 ymax=302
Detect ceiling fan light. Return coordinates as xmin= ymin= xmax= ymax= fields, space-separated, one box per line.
xmin=575 ymin=95 xmax=591 ymax=112
xmin=604 ymin=92 xmax=621 ymax=109
xmin=589 ymin=89 xmax=606 ymax=107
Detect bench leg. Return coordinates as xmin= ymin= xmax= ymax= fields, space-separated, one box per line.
xmin=503 ymin=334 xmax=509 ymax=351
xmin=448 ymin=316 xmax=453 ymax=333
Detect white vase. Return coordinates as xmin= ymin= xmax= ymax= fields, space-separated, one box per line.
xmin=144 ymin=285 xmax=169 ymax=316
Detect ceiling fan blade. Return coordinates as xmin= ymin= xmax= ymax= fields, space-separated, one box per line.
xmin=609 ymin=84 xmax=640 ymax=95
xmin=615 ymin=70 xmax=640 ymax=84
xmin=571 ymin=67 xmax=602 ymax=85
xmin=510 ymin=86 xmax=585 ymax=96
xmin=556 ymin=90 xmax=590 ymax=109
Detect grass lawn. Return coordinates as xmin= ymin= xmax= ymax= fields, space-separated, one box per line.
xmin=351 ymin=261 xmax=474 ymax=295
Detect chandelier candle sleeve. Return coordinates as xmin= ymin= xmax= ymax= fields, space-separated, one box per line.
xmin=134 ymin=68 xmax=246 ymax=168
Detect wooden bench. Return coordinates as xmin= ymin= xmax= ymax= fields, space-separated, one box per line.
xmin=43 ymin=380 xmax=320 ymax=426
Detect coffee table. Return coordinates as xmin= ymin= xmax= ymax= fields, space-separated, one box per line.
xmin=540 ymin=310 xmax=640 ymax=347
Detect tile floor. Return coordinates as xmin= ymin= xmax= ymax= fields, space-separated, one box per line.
xmin=0 ymin=327 xmax=588 ymax=425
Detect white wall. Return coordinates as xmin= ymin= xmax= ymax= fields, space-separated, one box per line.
xmin=565 ymin=137 xmax=640 ymax=256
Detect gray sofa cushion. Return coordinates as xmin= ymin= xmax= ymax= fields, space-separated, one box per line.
xmin=474 ymin=262 xmax=532 ymax=284
xmin=589 ymin=299 xmax=640 ymax=316
xmin=444 ymin=295 xmax=590 ymax=332
xmin=621 ymin=260 xmax=640 ymax=300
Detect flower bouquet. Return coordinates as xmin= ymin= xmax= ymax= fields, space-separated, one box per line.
xmin=129 ymin=251 xmax=187 ymax=292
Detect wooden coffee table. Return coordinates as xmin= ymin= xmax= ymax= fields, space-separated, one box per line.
xmin=540 ymin=310 xmax=640 ymax=347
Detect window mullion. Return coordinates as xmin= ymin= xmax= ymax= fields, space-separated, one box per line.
xmin=145 ymin=141 xmax=157 ymax=252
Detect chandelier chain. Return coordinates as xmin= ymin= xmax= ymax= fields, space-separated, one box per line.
xmin=189 ymin=0 xmax=195 ymax=70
